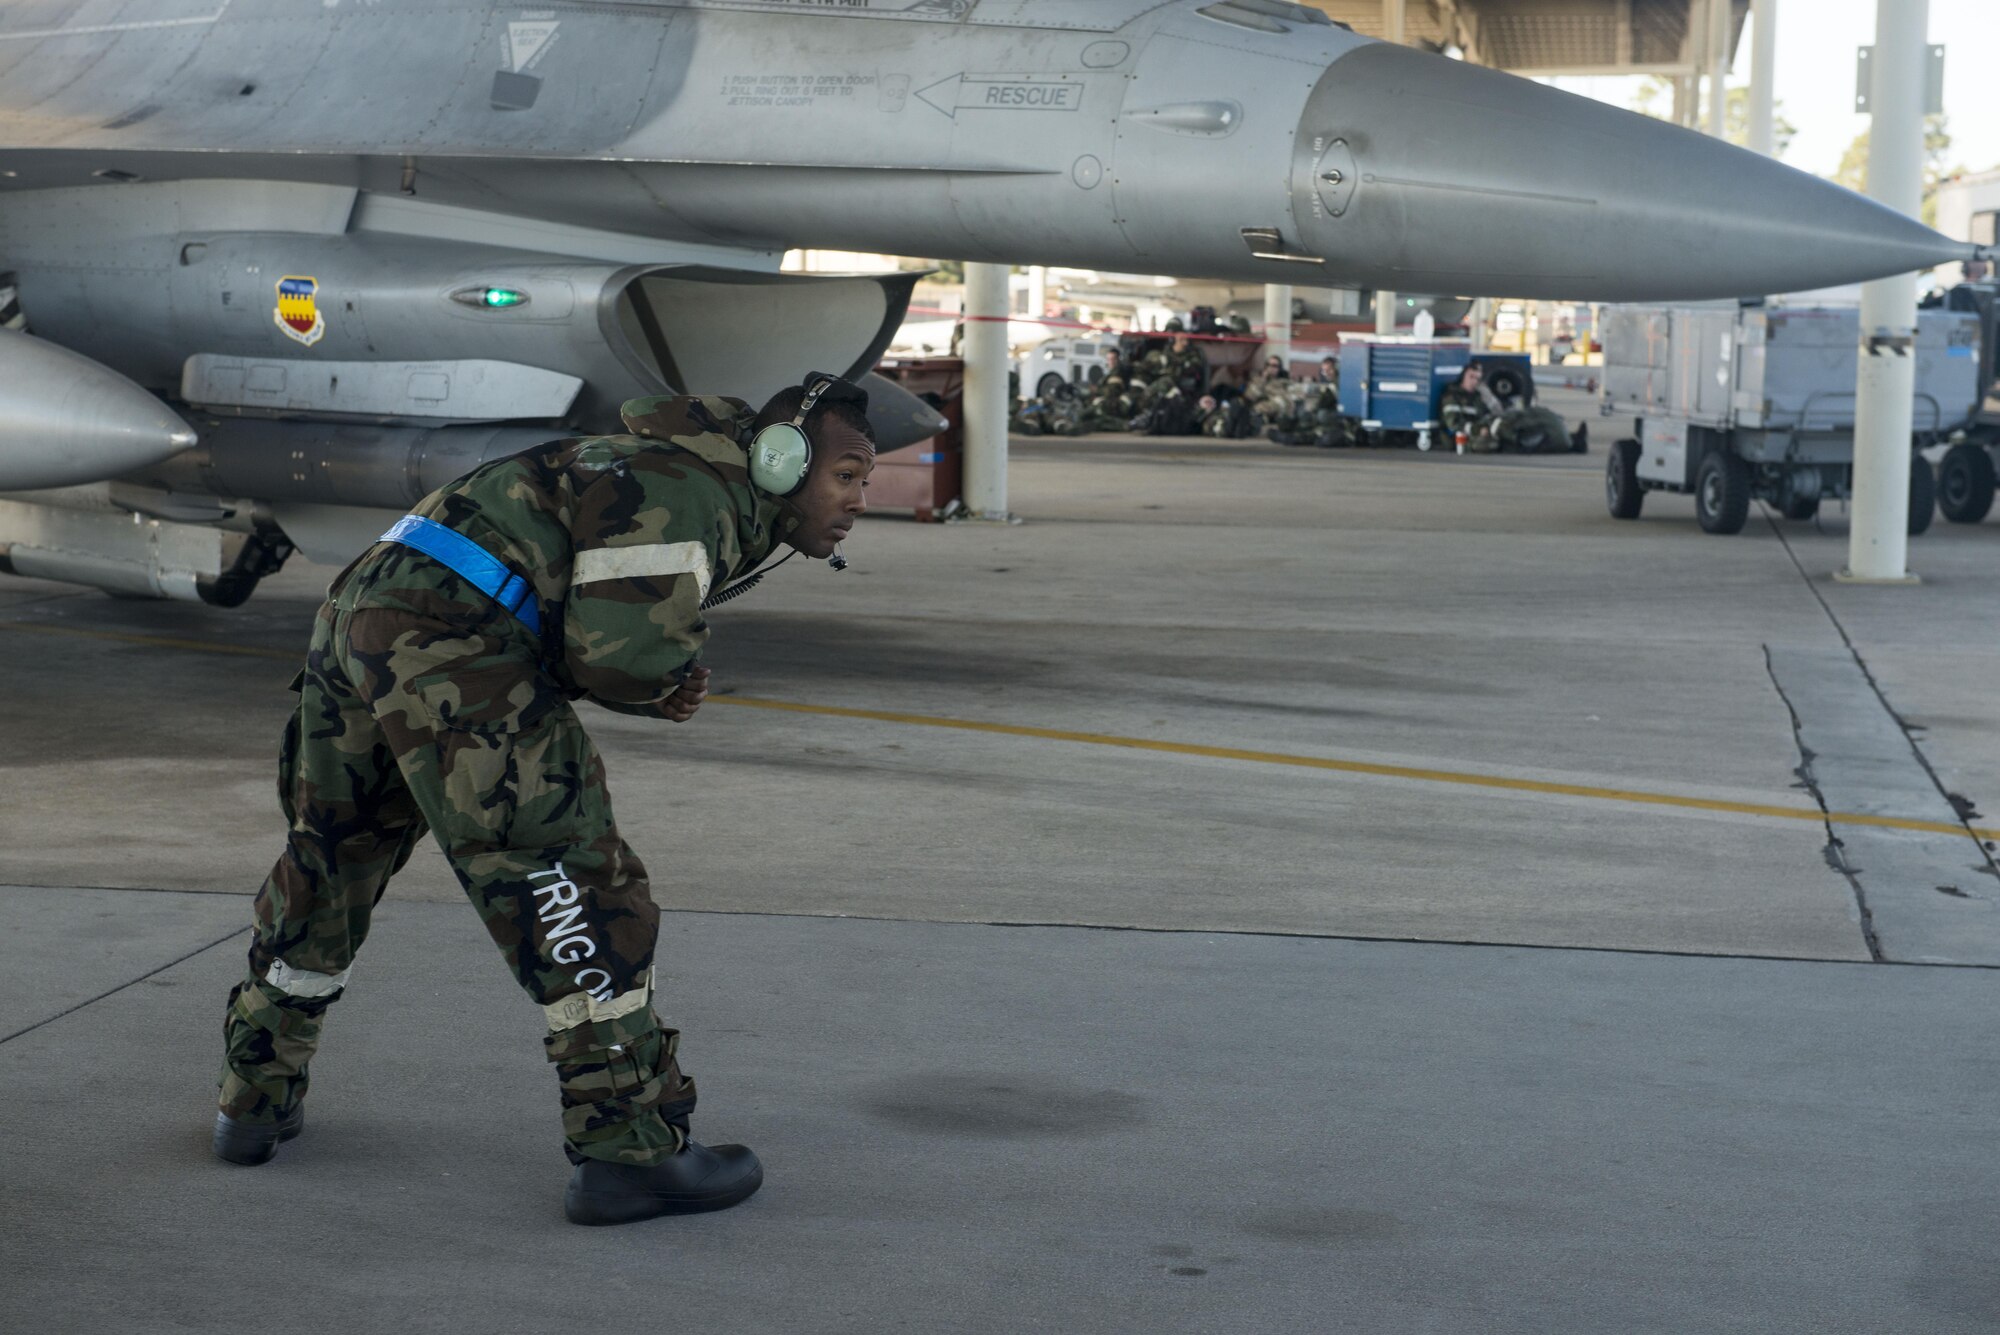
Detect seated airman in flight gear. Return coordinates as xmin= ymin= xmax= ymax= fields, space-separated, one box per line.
xmin=1438 ymin=363 xmax=1501 ymax=451
xmin=1439 ymin=363 xmax=1573 ymax=454
xmin=1136 ymin=339 xmax=1175 ymax=398
xmin=1169 ymin=333 xmax=1210 ymax=397
xmin=1011 ymin=389 xmax=1087 ymax=437
xmin=1081 ymin=348 xmax=1137 ymax=432
xmin=1246 ymin=354 xmax=1293 ymax=424
xmin=213 ymin=374 xmax=874 ymax=1226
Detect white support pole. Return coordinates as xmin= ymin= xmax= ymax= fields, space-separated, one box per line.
xmin=1842 ymin=0 xmax=1927 ymax=583
xmin=1704 ymin=0 xmax=1729 ymax=138
xmin=961 ymin=261 xmax=1010 ymax=521
xmin=1381 ymin=0 xmax=1405 ymax=45
xmin=1748 ymin=0 xmax=1778 ymax=156
xmin=1264 ymin=284 xmax=1294 ymax=373
xmin=1470 ymin=297 xmax=1492 ymax=352
xmin=1376 ymin=0 xmax=1405 ymax=336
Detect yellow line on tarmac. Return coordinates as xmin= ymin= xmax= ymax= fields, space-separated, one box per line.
xmin=6 ymin=617 xmax=1997 ymax=843
xmin=717 ymin=695 xmax=2000 ymax=841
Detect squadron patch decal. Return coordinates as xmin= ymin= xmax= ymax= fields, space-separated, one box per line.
xmin=274 ymin=275 xmax=326 ymax=346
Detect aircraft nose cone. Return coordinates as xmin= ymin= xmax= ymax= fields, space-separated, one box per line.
xmin=1291 ymin=43 xmax=1974 ymax=301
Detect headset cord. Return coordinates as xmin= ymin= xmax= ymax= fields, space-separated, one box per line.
xmin=699 ymin=548 xmax=798 ymax=611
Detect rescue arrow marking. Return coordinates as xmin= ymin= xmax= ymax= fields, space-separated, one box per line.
xmin=916 ymin=73 xmax=1082 ymax=119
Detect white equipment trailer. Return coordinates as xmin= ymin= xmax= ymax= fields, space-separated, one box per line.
xmin=1599 ymin=301 xmax=1982 ymax=534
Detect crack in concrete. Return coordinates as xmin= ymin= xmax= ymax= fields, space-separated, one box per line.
xmin=1765 ymin=643 xmax=1884 ymax=962
xmin=0 ymin=925 xmax=249 ymax=1046
xmin=1760 ymin=505 xmax=2000 ymax=893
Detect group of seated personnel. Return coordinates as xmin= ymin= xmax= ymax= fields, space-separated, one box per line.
xmin=1012 ymin=319 xmax=1217 ymax=437
xmin=1011 ymin=333 xmax=1577 ymax=454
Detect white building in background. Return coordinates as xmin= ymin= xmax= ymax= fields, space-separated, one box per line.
xmin=1933 ymin=170 xmax=2000 ymax=284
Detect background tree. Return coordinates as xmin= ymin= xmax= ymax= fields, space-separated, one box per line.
xmin=1723 ymin=86 xmax=1797 ymax=156
xmin=1628 ymin=77 xmax=1796 ymax=157
xmin=1830 ymin=116 xmax=1957 ymax=226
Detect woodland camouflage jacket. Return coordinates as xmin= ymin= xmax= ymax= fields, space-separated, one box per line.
xmin=337 ymin=395 xmax=786 ymax=720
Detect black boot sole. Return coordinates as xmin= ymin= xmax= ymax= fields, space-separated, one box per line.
xmin=212 ymin=1107 xmax=305 ymax=1166
xmin=564 ymin=1162 xmax=764 ymax=1225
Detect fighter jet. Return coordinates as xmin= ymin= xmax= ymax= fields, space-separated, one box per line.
xmin=0 ymin=0 xmax=1984 ymax=603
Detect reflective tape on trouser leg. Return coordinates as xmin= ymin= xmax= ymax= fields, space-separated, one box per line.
xmin=267 ymin=958 xmax=354 ymax=999
xmin=544 ymin=991 xmax=694 ymax=1166
xmin=542 ymin=969 xmax=651 ymax=1031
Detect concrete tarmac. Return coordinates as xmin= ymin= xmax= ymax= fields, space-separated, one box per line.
xmin=3 ymin=419 xmax=1998 ymax=1332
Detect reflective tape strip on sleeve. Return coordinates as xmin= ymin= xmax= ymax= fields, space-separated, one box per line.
xmin=543 ymin=971 xmax=653 ymax=1033
xmin=266 ymin=958 xmax=353 ymax=999
xmin=571 ymin=542 xmax=712 ymax=598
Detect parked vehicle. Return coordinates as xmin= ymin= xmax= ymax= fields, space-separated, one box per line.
xmin=1014 ymin=336 xmax=1119 ymax=401
xmin=1925 ymin=282 xmax=2000 ymax=523
xmin=1599 ymin=299 xmax=1981 ymax=534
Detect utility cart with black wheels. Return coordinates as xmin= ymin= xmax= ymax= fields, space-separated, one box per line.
xmin=1597 ymin=300 xmax=1979 ymax=535
xmin=1926 ymin=281 xmax=2000 ymax=524
xmin=1937 ymin=440 xmax=1996 ymax=522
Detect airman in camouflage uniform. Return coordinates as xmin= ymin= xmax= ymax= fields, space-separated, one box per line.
xmin=1267 ymin=355 xmax=1360 ymax=447
xmin=1439 ymin=363 xmax=1571 ymax=454
xmin=1011 ymin=392 xmax=1087 ymax=437
xmin=1169 ymin=335 xmax=1210 ymax=398
xmin=1136 ymin=343 xmax=1174 ymax=398
xmin=1246 ymin=355 xmax=1293 ymax=424
xmin=214 ymin=386 xmax=874 ymax=1225
xmin=1081 ymin=348 xmax=1137 ymax=432
xmin=1439 ymin=365 xmax=1503 ymax=452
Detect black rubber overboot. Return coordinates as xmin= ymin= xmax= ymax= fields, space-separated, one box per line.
xmin=564 ymin=1142 xmax=764 ymax=1225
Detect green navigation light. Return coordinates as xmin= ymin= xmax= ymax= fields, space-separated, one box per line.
xmin=451 ymin=285 xmax=531 ymax=311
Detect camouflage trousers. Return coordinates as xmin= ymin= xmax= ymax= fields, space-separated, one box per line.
xmin=219 ymin=594 xmax=693 ymax=1166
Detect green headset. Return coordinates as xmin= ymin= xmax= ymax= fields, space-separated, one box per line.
xmin=749 ymin=371 xmax=870 ymax=497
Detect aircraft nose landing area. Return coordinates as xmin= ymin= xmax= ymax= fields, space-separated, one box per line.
xmin=3 ymin=428 xmax=1998 ymax=1331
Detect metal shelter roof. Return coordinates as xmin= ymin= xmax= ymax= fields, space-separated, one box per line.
xmin=1303 ymin=0 xmax=1746 ymax=76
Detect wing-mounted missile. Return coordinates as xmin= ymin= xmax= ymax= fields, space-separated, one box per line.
xmin=0 ymin=329 xmax=196 ymax=490
xmin=0 ymin=206 xmax=944 ymax=598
